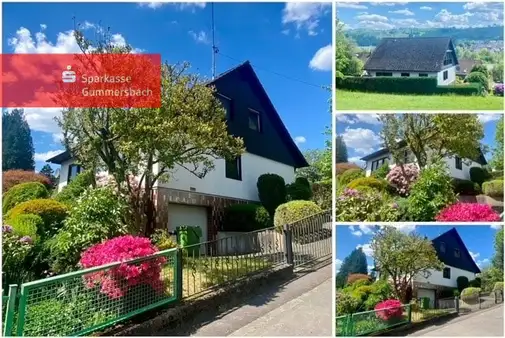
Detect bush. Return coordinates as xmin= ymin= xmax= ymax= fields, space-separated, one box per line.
xmin=336 ymin=162 xmax=361 ymax=175
xmin=469 ymin=278 xmax=482 ymax=288
xmin=6 ymin=199 xmax=68 ymax=239
xmin=2 ymin=170 xmax=52 ymax=193
xmin=338 ymin=169 xmax=365 ymax=187
xmin=222 ymin=203 xmax=272 ymax=232
xmin=469 ymin=167 xmax=491 ymax=186
xmin=435 ymin=203 xmax=500 ymax=222
xmin=470 ymin=64 xmax=490 ymax=78
xmin=407 ymin=162 xmax=456 ymax=221
xmin=491 ymin=170 xmax=504 ymax=179
xmin=286 ymin=181 xmax=312 ymax=201
xmin=451 ymin=178 xmax=481 ymax=195
xmin=54 ymin=170 xmax=95 ymax=207
xmin=493 ymin=282 xmax=504 ymax=291
xmin=336 ymin=291 xmax=360 ymax=316
xmin=482 ymin=180 xmax=504 ymax=197
xmin=460 ymin=287 xmax=481 ymax=303
xmin=274 ymin=200 xmax=322 ymax=230
xmin=457 ymin=276 xmax=469 ymax=292
xmin=7 ymin=214 xmax=42 ymax=242
xmin=393 ymin=197 xmax=410 ymax=221
xmin=386 ymin=164 xmax=419 ymax=196
xmin=374 ymin=299 xmax=403 ymax=321
xmin=347 ymin=177 xmax=388 ymax=192
xmin=494 ymin=83 xmax=504 ymax=96
xmin=337 ymin=188 xmax=400 ymax=222
xmin=373 ymin=164 xmax=390 ymax=180
xmin=2 ymin=224 xmax=34 ymax=286
xmin=2 ymin=182 xmax=49 ymax=213
xmin=257 ymin=174 xmax=287 ymax=217
xmin=295 ymin=177 xmax=310 ymax=189
xmin=347 ymin=274 xmax=371 ymax=285
xmin=312 ymin=179 xmax=331 ymax=210
xmin=150 ymin=229 xmax=177 ymax=251
xmin=466 ymin=71 xmax=489 ymax=92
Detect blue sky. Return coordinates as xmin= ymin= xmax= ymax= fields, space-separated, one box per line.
xmin=336 ymin=113 xmax=503 ymax=166
xmin=336 ymin=2 xmax=504 ymax=30
xmin=336 ymin=224 xmax=502 ymax=273
xmin=2 ymin=2 xmax=331 ymax=171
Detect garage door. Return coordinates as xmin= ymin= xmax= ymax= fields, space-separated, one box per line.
xmin=167 ymin=204 xmax=208 ymax=243
xmin=417 ymin=288 xmax=436 ymax=308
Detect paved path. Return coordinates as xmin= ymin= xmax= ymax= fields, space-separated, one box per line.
xmin=190 ymin=264 xmax=332 ymax=336
xmin=409 ymin=305 xmax=504 ymax=337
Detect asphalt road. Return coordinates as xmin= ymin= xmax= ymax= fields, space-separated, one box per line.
xmin=409 ymin=305 xmax=504 ymax=337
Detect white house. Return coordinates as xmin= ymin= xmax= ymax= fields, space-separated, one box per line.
xmin=363 ymin=37 xmax=459 ymax=86
xmin=360 ymin=141 xmax=487 ymax=181
xmin=47 ymin=61 xmax=308 ymax=242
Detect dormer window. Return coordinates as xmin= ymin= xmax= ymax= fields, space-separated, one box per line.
xmin=440 ymin=242 xmax=446 ymax=253
xmin=443 ymin=52 xmax=453 ymax=66
xmin=248 ymin=109 xmax=261 ymax=132
xmin=454 ymin=248 xmax=460 ymax=258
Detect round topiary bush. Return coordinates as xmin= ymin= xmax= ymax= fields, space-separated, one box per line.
xmin=6 ymin=213 xmax=43 ymax=242
xmin=2 ymin=182 xmax=49 ymax=213
xmin=338 ymin=169 xmax=365 ymax=187
xmin=347 ymin=177 xmax=388 ymax=192
xmin=223 ymin=203 xmax=271 ymax=232
xmin=273 ymin=200 xmax=322 ymax=231
xmin=466 ymin=71 xmax=489 ymax=92
xmin=257 ymin=173 xmax=287 ymax=218
xmin=482 ymin=180 xmax=504 ymax=197
xmin=286 ymin=181 xmax=312 ymax=201
xmin=460 ymin=287 xmax=481 ymax=304
xmin=386 ymin=164 xmax=419 ymax=196
xmin=294 ymin=177 xmax=310 ymax=189
xmin=469 ymin=167 xmax=491 ymax=186
xmin=5 ymin=199 xmax=68 ymax=239
xmin=457 ymin=276 xmax=469 ymax=292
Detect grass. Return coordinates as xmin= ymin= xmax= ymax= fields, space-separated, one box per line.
xmin=336 ymin=90 xmax=504 ymax=110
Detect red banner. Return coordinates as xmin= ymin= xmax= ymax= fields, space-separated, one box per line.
xmin=1 ymin=53 xmax=161 ymax=108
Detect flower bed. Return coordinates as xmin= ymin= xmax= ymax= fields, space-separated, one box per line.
xmin=435 ymin=203 xmax=500 ymax=222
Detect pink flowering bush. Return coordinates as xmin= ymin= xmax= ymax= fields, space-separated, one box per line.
xmin=374 ymin=299 xmax=404 ymax=321
xmin=79 ymin=235 xmax=166 ymax=299
xmin=386 ymin=164 xmax=419 ymax=196
xmin=435 ymin=203 xmax=500 ymax=222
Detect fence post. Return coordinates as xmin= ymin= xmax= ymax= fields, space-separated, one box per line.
xmin=479 ymin=292 xmax=482 ymax=309
xmin=407 ymin=304 xmax=412 ymax=323
xmin=349 ymin=314 xmax=354 ymax=336
xmin=283 ymin=224 xmax=294 ymax=265
xmin=3 ymin=285 xmax=18 ymax=337
xmin=455 ymin=296 xmax=459 ymax=313
xmin=175 ymin=248 xmax=183 ymax=301
xmin=15 ymin=285 xmax=28 ymax=337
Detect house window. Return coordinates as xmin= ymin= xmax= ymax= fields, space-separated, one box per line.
xmin=218 ymin=94 xmax=232 ymax=120
xmin=443 ymin=70 xmax=448 ymax=81
xmin=67 ymin=164 xmax=82 ymax=183
xmin=371 ymin=157 xmax=389 ymax=172
xmin=401 ymin=73 xmax=410 ymax=77
xmin=454 ymin=248 xmax=460 ymax=258
xmin=443 ymin=267 xmax=451 ymax=279
xmin=248 ymin=109 xmax=261 ymax=132
xmin=419 ymin=73 xmax=428 ymax=77
xmin=455 ymin=156 xmax=462 ymax=170
xmin=376 ymin=72 xmax=393 ymax=77
xmin=440 ymin=242 xmax=446 ymax=253
xmin=225 ymin=156 xmax=242 ymax=180
xmin=443 ymin=52 xmax=453 ymax=66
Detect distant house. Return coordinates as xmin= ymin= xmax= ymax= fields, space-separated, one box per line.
xmin=456 ymin=59 xmax=482 ymax=78
xmin=363 ymin=37 xmax=460 ymax=86
xmin=360 ymin=140 xmax=487 ymax=181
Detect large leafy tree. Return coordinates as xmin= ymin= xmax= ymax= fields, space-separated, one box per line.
xmin=336 ymin=134 xmax=348 ymax=163
xmin=296 ymin=149 xmax=324 ymax=183
xmin=492 ymin=226 xmax=504 ymax=273
xmin=335 ymin=247 xmax=368 ymax=288
xmin=491 ymin=116 xmax=503 ymax=171
xmin=371 ymin=226 xmax=443 ymax=303
xmin=2 ymin=109 xmax=35 ymax=171
xmin=57 ymin=29 xmax=244 ymax=236
xmin=379 ymin=114 xmax=484 ymax=169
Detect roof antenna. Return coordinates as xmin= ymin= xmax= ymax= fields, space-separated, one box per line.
xmin=211 ymin=2 xmax=219 ymax=79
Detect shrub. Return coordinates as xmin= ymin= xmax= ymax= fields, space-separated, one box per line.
xmin=493 ymin=282 xmax=504 ymax=291
xmin=407 ymin=162 xmax=456 ymax=221
xmin=286 ymin=181 xmax=312 ymax=201
xmin=491 ymin=170 xmax=504 ymax=179
xmin=337 ymin=188 xmax=400 ymax=222
xmin=435 ymin=203 xmax=500 ymax=222
xmin=6 ymin=199 xmax=68 ymax=239
xmin=386 ymin=164 xmax=419 ymax=196
xmin=274 ymin=200 xmax=322 ymax=230
xmin=222 ymin=203 xmax=272 ymax=232
xmin=451 ymin=178 xmax=481 ymax=195
xmin=469 ymin=167 xmax=491 ymax=186
xmin=470 ymin=64 xmax=490 ymax=77
xmin=460 ymin=287 xmax=481 ymax=303
xmin=494 ymin=83 xmax=504 ymax=96
xmin=336 ymin=291 xmax=360 ymax=316
xmin=150 ymin=229 xmax=177 ymax=251
xmin=338 ymin=169 xmax=365 ymax=187
xmin=347 ymin=177 xmax=388 ymax=192
xmin=2 ymin=170 xmax=52 ymax=193
xmin=2 ymin=182 xmax=49 ymax=213
xmin=295 ymin=177 xmax=310 ymax=189
xmin=347 ymin=274 xmax=371 ymax=285
xmin=374 ymin=299 xmax=403 ymax=321
xmin=2 ymin=224 xmax=34 ymax=286
xmin=312 ymin=179 xmax=331 ymax=210
xmin=394 ymin=197 xmax=411 ymax=221
xmin=336 ymin=162 xmax=361 ymax=175
xmin=457 ymin=276 xmax=469 ymax=292
xmin=373 ymin=163 xmax=390 ymax=180
xmin=466 ymin=71 xmax=489 ymax=92
xmin=469 ymin=277 xmax=482 ymax=288
xmin=257 ymin=174 xmax=287 ymax=217
xmin=7 ymin=214 xmax=42 ymax=242
xmin=54 ymin=170 xmax=95 ymax=207
xmin=482 ymin=180 xmax=504 ymax=197
xmin=79 ymin=235 xmax=166 ymax=299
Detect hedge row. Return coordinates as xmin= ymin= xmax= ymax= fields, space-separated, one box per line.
xmin=336 ymin=76 xmax=482 ymax=96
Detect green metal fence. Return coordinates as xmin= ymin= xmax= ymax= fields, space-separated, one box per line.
xmin=2 ymin=285 xmax=17 ymax=337
xmin=10 ymin=248 xmax=178 ymax=337
xmin=336 ymin=304 xmax=411 ymax=336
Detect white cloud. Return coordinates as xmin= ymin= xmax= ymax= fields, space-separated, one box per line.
xmin=138 ymin=2 xmax=166 ymax=9
xmin=349 ymin=225 xmax=363 ymax=237
xmin=294 ymin=136 xmax=306 ymax=145
xmin=389 ymin=9 xmax=415 ymax=16
xmin=359 ymin=225 xmax=375 ymax=235
xmin=52 ymin=133 xmax=64 ymax=144
xmin=381 ymin=224 xmax=417 ymax=233
xmin=420 ymin=6 xmax=432 ymax=11
xmin=348 ymin=156 xmax=365 ymax=167
xmin=463 ymin=2 xmax=500 ymax=11
xmin=188 ymin=30 xmax=210 ymax=44
xmin=391 ymin=19 xmax=421 ymax=27
xmin=34 ymin=150 xmax=64 ymax=162
xmin=469 ymin=251 xmax=480 ymax=261
xmin=40 ymin=24 xmax=47 ymax=30
xmin=478 ymin=114 xmax=501 ymax=124
xmin=356 ymin=14 xmax=389 ymax=22
xmin=336 ymin=3 xmax=368 ymax=9
xmin=434 ymin=9 xmax=473 ymax=28
xmin=336 ymin=114 xmax=356 ymax=124
xmin=309 ymin=44 xmax=332 ymax=71
xmin=175 ymin=2 xmax=206 ymax=11
xmin=336 ymin=114 xmax=381 ymax=125
xmin=282 ymin=3 xmax=331 ymax=36
xmin=476 ymin=258 xmax=490 ymax=268
xmin=335 ymin=259 xmax=343 ymax=272
xmin=371 ymin=2 xmax=409 ymax=6
xmin=490 ymin=224 xmax=503 ymax=230
xmin=357 ymin=243 xmax=374 ymax=256
xmin=341 ymin=127 xmax=382 ymax=155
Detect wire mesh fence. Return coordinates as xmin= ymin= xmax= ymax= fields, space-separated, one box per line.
xmin=12 ymin=248 xmax=178 ymax=337
xmin=2 ymin=285 xmax=17 ymax=337
xmin=459 ymin=291 xmax=504 ymax=312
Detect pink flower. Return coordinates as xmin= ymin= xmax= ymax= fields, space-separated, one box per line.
xmin=375 ymin=299 xmax=403 ymax=321
xmin=435 ymin=203 xmax=500 ymax=222
xmin=386 ymin=164 xmax=419 ymax=196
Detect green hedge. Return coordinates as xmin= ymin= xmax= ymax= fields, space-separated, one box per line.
xmin=482 ymin=180 xmax=504 ymax=197
xmin=2 ymin=182 xmax=49 ymax=213
xmin=222 ymin=203 xmax=272 ymax=232
xmin=336 ymin=76 xmax=481 ymax=96
xmin=274 ymin=200 xmax=322 ymax=231
xmin=451 ymin=178 xmax=481 ymax=196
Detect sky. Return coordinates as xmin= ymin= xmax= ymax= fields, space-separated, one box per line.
xmin=336 ymin=2 xmax=504 ymax=30
xmin=335 ymin=224 xmax=502 ymax=273
xmin=336 ymin=113 xmax=503 ymax=167
xmin=2 ymin=2 xmax=332 ymax=171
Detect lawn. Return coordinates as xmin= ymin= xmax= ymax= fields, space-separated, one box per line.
xmin=335 ymin=90 xmax=504 ymax=110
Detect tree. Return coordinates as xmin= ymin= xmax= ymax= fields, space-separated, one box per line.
xmin=335 ymin=247 xmax=368 ymax=288
xmin=492 ymin=227 xmax=504 ymax=273
xmin=2 ymin=109 xmax=35 ymax=171
xmin=492 ymin=61 xmax=504 ymax=83
xmin=296 ymin=149 xmax=324 ymax=183
xmin=39 ymin=164 xmax=57 ymax=188
xmin=491 ymin=116 xmax=503 ymax=171
xmin=379 ymin=114 xmax=484 ymax=169
xmin=57 ymin=28 xmax=244 ymax=236
xmin=336 ymin=135 xmax=348 ymax=163
xmin=335 ymin=19 xmax=354 ymax=79
xmin=371 ymin=226 xmax=444 ymax=303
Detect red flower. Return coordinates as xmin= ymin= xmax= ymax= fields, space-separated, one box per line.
xmin=375 ymin=299 xmax=403 ymax=321
xmin=435 ymin=203 xmax=500 ymax=222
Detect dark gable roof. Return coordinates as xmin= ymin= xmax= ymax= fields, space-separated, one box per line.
xmin=364 ymin=37 xmax=459 ymax=73
xmin=47 ymin=62 xmax=308 ymax=168
xmin=431 ymin=228 xmax=481 ymax=274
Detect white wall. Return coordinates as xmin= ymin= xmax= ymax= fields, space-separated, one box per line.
xmin=156 ymin=152 xmax=295 ymax=201
xmin=443 ymin=155 xmax=482 ymax=181
xmin=414 ymin=265 xmax=477 ymax=288
xmin=57 ymin=159 xmax=74 ymax=191
xmin=369 ymin=71 xmax=438 ymax=79
xmin=437 ymin=66 xmax=457 ymax=86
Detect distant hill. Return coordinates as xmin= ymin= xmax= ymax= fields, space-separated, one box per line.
xmin=346 ymin=26 xmax=504 ymax=46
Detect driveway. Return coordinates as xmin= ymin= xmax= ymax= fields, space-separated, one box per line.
xmin=408 ymin=305 xmax=504 ymax=336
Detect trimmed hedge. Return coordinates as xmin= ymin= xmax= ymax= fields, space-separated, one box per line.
xmin=338 ymin=169 xmax=365 ymax=187
xmin=257 ymin=173 xmax=287 ymax=218
xmin=222 ymin=203 xmax=272 ymax=232
xmin=451 ymin=178 xmax=481 ymax=196
xmin=347 ymin=177 xmax=388 ymax=192
xmin=482 ymin=180 xmax=503 ymax=197
xmin=461 ymin=287 xmax=481 ymax=304
xmin=469 ymin=167 xmax=491 ymax=186
xmin=2 ymin=182 xmax=49 ymax=213
xmin=336 ymin=76 xmax=482 ymax=95
xmin=274 ymin=200 xmax=322 ymax=230
xmin=286 ymin=181 xmax=312 ymax=201
xmin=457 ymin=276 xmax=469 ymax=292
